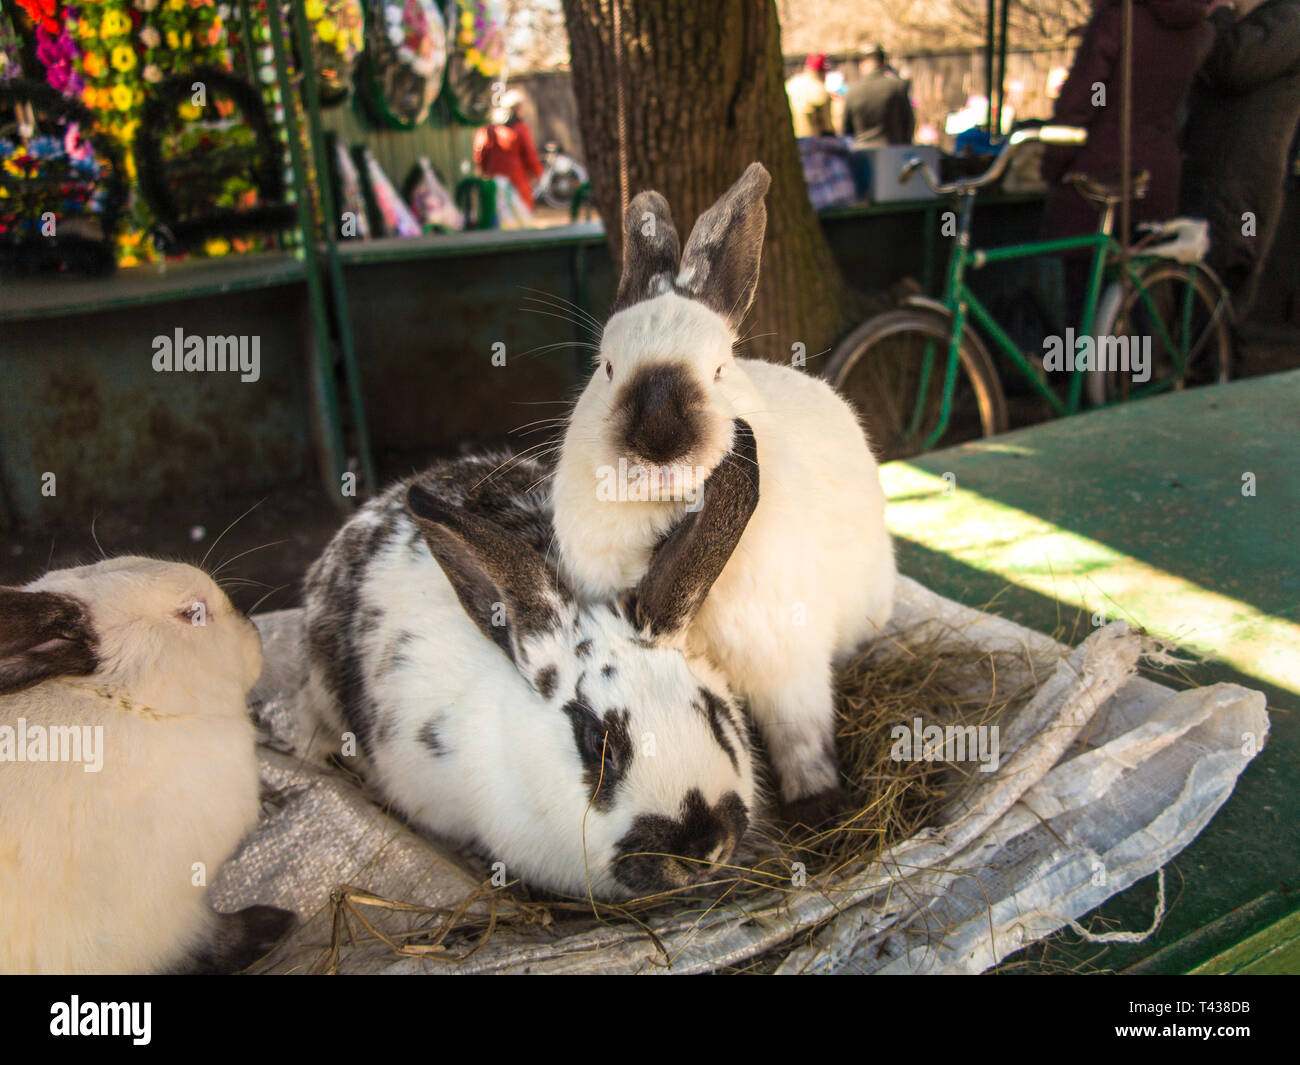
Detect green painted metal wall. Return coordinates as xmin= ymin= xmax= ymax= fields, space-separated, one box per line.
xmin=0 ymin=199 xmax=1048 ymax=529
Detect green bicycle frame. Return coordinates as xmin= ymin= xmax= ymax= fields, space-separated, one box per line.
xmin=914 ymin=192 xmax=1196 ymax=450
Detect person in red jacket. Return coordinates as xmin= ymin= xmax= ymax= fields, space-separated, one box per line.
xmin=473 ymin=89 xmax=544 ymax=212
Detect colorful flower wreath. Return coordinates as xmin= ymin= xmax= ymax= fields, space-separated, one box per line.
xmin=135 ymin=65 xmax=294 ymax=252
xmin=360 ymin=0 xmax=446 ymax=128
xmin=454 ymin=0 xmax=501 ymax=80
xmin=303 ymin=0 xmax=364 ymax=104
xmin=66 ymin=0 xmax=239 ymax=261
xmin=0 ymin=80 xmax=125 ymax=274
xmin=443 ymin=0 xmax=503 ymax=125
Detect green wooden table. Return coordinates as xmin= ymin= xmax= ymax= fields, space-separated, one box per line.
xmin=882 ymin=370 xmax=1299 ymax=973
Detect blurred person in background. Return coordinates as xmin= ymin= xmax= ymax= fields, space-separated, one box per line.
xmin=473 ymin=89 xmax=544 ymax=212
xmin=1181 ymin=0 xmax=1300 ymax=315
xmin=786 ymin=53 xmax=836 ymax=137
xmin=1041 ymin=0 xmax=1215 ymax=315
xmin=842 ymin=45 xmax=915 ymax=147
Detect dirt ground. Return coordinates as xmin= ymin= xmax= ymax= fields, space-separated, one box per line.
xmin=2 ymin=325 xmax=1295 ymax=615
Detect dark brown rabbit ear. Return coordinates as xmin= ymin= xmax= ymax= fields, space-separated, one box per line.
xmin=0 ymin=588 xmax=98 ymax=695
xmin=676 ymin=162 xmax=770 ymax=331
xmin=633 ymin=419 xmax=760 ymax=640
xmin=406 ymin=483 xmax=563 ymax=666
xmin=611 ymin=189 xmax=681 ymax=315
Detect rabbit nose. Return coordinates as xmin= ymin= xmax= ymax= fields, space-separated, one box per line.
xmin=618 ymin=363 xmax=705 ymax=465
xmin=679 ymin=837 xmax=736 ymax=885
xmin=706 ymin=838 xmax=733 ymax=871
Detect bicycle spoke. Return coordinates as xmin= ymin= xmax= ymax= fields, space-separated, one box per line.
xmin=1104 ymin=263 xmax=1231 ymax=402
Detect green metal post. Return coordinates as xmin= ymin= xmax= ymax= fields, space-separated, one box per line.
xmin=233 ymin=0 xmax=260 ymax=87
xmin=285 ymin=0 xmax=376 ymax=496
xmin=993 ymin=0 xmax=1010 ymax=138
xmin=261 ymin=0 xmax=349 ymax=507
xmin=984 ymin=0 xmax=996 ymax=137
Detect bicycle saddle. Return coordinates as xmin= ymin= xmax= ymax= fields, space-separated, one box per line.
xmin=1065 ymin=170 xmax=1150 ymax=204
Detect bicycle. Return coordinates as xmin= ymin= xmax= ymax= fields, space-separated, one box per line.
xmin=824 ymin=126 xmax=1236 ymax=462
xmin=533 ymin=142 xmax=590 ymax=212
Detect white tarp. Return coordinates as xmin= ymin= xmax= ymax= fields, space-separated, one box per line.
xmin=213 ymin=576 xmax=1268 ymax=974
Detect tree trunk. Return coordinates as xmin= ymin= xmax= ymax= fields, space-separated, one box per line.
xmin=560 ymin=0 xmax=856 ymax=365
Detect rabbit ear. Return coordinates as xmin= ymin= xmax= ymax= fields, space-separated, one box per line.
xmin=633 ymin=419 xmax=760 ymax=640
xmin=0 ymin=588 xmax=98 ymax=695
xmin=675 ymin=162 xmax=770 ymax=332
xmin=611 ymin=190 xmax=681 ymax=315
xmin=406 ymin=484 xmax=563 ymax=665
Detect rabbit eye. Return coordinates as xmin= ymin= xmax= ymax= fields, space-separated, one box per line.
xmin=177 ymin=601 xmax=207 ymax=626
xmin=581 ymin=720 xmax=614 ymax=768
xmin=605 ymin=360 xmax=613 ymax=381
xmin=564 ymin=700 xmax=632 ymax=798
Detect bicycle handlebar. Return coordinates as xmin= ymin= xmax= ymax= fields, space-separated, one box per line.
xmin=900 ymin=125 xmax=1088 ymax=196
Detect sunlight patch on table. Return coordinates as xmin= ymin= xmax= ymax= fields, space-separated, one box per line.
xmin=883 ymin=463 xmax=1298 ymax=699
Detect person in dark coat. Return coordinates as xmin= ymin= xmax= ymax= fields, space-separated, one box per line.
xmin=1181 ymin=0 xmax=1300 ymax=315
xmin=1042 ymin=0 xmax=1215 ymax=244
xmin=1041 ymin=0 xmax=1215 ymax=320
xmin=842 ymin=47 xmax=916 ymax=148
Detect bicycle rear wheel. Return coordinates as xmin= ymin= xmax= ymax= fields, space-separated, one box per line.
xmin=1093 ymin=262 xmax=1232 ymax=403
xmin=824 ymin=308 xmax=1008 ymax=462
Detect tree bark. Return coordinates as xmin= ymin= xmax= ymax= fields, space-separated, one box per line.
xmin=560 ymin=0 xmax=855 ymax=364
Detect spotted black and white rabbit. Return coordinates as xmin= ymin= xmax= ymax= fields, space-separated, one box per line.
xmin=298 ymin=425 xmax=762 ymax=899
xmin=552 ymin=162 xmax=896 ymax=824
xmin=0 ymin=558 xmax=295 ymax=974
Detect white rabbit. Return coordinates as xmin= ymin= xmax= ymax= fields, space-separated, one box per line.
xmin=552 ymin=162 xmax=896 ymax=823
xmin=0 ymin=557 xmax=294 ymax=974
xmin=297 ymin=436 xmax=762 ymax=899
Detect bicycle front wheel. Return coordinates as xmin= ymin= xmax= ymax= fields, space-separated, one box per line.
xmin=824 ymin=308 xmax=1008 ymax=462
xmin=1094 ymin=262 xmax=1233 ymax=403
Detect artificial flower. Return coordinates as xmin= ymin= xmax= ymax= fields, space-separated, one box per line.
xmin=35 ymin=26 xmax=84 ymax=96
xmin=17 ymin=0 xmax=60 ymax=36
xmin=100 ymin=9 xmax=131 ymax=36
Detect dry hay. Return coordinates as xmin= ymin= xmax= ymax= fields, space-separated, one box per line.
xmin=312 ymin=620 xmax=1068 ymax=972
